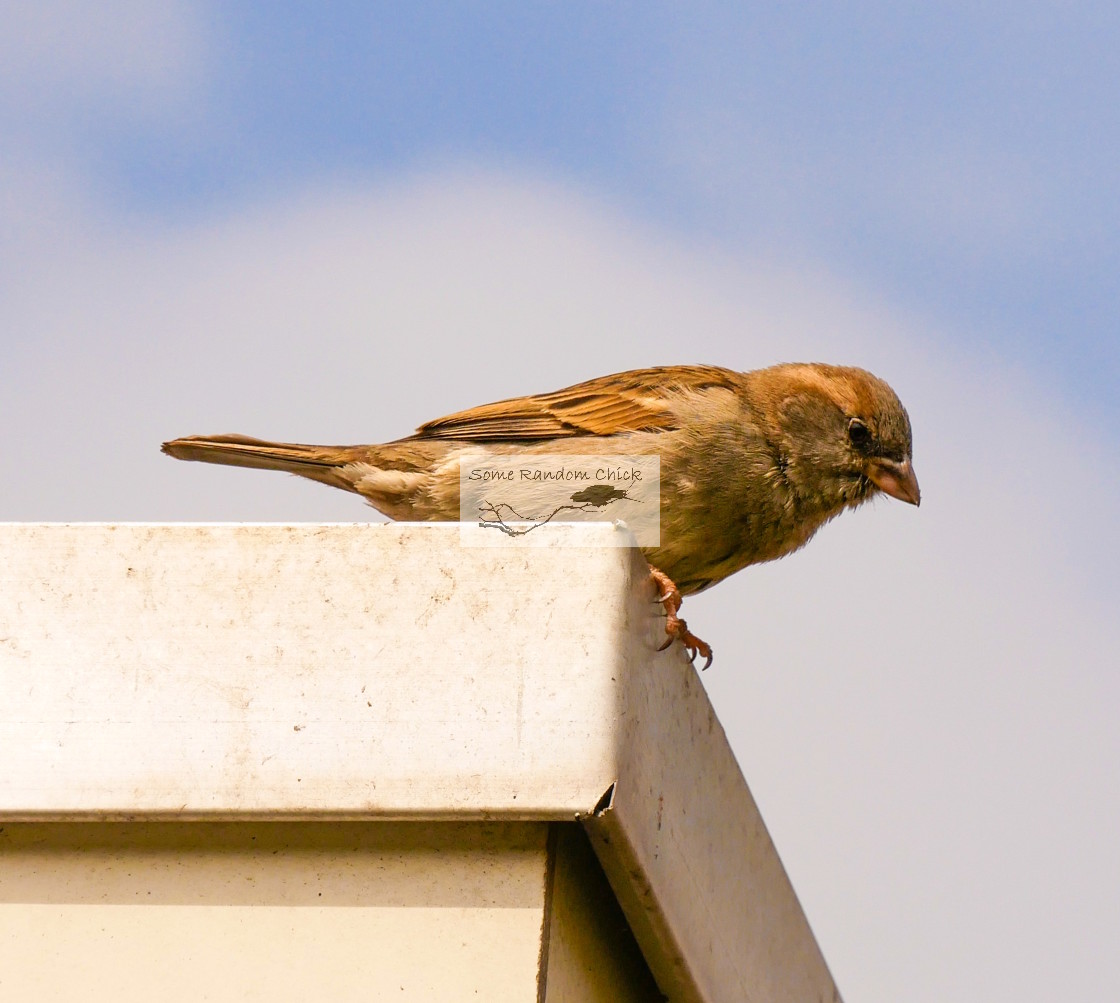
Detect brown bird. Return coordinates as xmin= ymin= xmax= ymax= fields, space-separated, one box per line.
xmin=163 ymin=363 xmax=920 ymax=668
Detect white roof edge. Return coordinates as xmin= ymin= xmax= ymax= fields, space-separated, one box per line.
xmin=0 ymin=523 xmax=839 ymax=1002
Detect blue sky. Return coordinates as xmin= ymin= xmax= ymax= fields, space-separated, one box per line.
xmin=2 ymin=5 xmax=1119 ymax=1002
xmin=9 ymin=3 xmax=1118 ymax=431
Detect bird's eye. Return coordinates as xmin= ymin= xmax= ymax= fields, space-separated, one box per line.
xmin=848 ymin=418 xmax=873 ymax=450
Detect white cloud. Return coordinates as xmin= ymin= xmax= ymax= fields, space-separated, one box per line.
xmin=0 ymin=0 xmax=206 ymax=115
xmin=1 ymin=170 xmax=1117 ymax=1002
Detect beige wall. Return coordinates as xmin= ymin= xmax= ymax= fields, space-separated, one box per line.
xmin=542 ymin=824 xmax=663 ymax=1003
xmin=0 ymin=821 xmax=660 ymax=1001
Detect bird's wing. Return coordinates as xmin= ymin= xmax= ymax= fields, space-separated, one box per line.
xmin=412 ymin=365 xmax=738 ymax=441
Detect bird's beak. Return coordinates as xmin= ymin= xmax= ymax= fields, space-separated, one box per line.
xmin=866 ymin=457 xmax=921 ymax=506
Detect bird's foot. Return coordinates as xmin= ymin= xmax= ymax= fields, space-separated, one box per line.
xmin=649 ymin=566 xmax=713 ymax=669
xmin=657 ymin=612 xmax=714 ymax=669
xmin=649 ymin=567 xmax=682 ymax=614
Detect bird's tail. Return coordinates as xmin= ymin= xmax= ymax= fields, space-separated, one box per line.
xmin=161 ymin=434 xmax=359 ymax=491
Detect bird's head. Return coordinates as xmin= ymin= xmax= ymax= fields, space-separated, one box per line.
xmin=754 ymin=363 xmax=920 ymax=511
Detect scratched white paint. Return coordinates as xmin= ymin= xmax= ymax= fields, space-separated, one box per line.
xmin=0 ymin=522 xmax=839 ymax=1003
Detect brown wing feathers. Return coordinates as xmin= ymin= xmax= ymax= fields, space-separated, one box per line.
xmin=161 ymin=367 xmax=742 ymax=475
xmin=414 ymin=365 xmax=737 ymax=442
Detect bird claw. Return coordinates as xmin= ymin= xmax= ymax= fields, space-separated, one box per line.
xmin=649 ymin=567 xmax=714 ymax=669
xmin=648 ymin=567 xmax=682 ymax=614
xmin=664 ymin=612 xmax=714 ymax=670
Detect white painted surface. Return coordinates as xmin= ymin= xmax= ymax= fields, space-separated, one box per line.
xmin=0 ymin=522 xmax=644 ymax=817
xmin=0 ymin=523 xmax=839 ymax=1002
xmin=0 ymin=821 xmax=549 ymax=1002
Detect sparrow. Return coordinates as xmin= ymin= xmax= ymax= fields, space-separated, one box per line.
xmin=163 ymin=363 xmax=920 ymax=668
